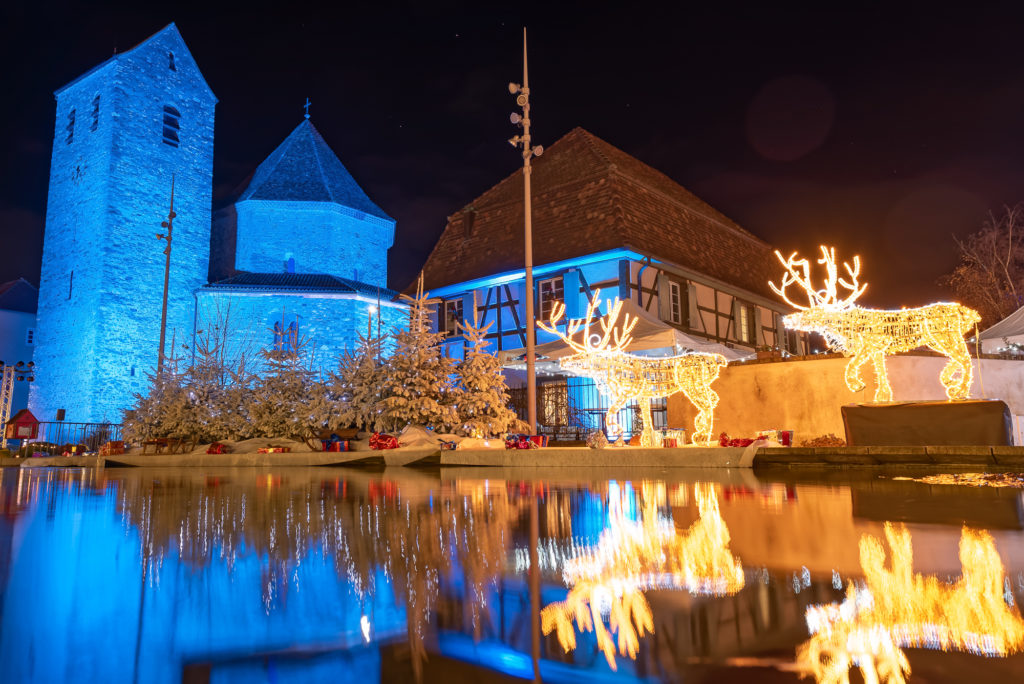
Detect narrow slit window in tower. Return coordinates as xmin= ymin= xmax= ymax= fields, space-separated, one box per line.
xmin=66 ymin=109 xmax=75 ymax=144
xmin=169 ymin=52 xmax=176 ymax=71
xmin=162 ymin=105 xmax=181 ymax=147
xmin=91 ymin=95 xmax=100 ymax=132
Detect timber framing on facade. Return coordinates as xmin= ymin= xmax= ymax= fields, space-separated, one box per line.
xmin=418 ymin=127 xmax=804 ymax=359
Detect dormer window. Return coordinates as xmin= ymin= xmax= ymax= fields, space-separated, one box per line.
xmin=66 ymin=108 xmax=75 ymax=144
xmin=161 ymin=105 xmax=180 ymax=147
xmin=90 ymin=95 xmax=100 ymax=132
xmin=168 ymin=52 xmax=176 ymax=71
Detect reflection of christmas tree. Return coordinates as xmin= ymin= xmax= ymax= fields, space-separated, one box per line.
xmin=112 ymin=472 xmax=521 ymax=680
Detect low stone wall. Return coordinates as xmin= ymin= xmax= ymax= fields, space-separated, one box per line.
xmin=667 ymin=353 xmax=1024 ymax=445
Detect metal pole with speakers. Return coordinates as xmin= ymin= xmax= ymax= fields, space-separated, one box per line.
xmin=509 ymin=28 xmax=544 ymax=435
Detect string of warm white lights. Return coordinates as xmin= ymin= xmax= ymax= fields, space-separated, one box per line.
xmin=537 ymin=289 xmax=727 ymax=445
xmin=770 ymin=246 xmax=981 ymax=402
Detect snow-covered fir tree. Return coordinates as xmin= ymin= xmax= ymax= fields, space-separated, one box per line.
xmin=456 ymin=306 xmax=528 ymax=437
xmin=379 ymin=275 xmax=460 ymax=432
xmin=245 ymin=334 xmax=333 ymax=448
xmin=332 ymin=316 xmax=388 ymax=431
xmin=174 ymin=311 xmax=250 ymax=443
xmin=123 ymin=367 xmax=189 ymax=444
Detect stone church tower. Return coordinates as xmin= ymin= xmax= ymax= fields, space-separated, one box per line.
xmin=31 ymin=24 xmax=216 ymax=423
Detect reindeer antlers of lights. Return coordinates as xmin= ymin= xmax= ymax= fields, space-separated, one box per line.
xmin=537 ymin=288 xmax=639 ymax=353
xmin=769 ymin=245 xmax=867 ymax=311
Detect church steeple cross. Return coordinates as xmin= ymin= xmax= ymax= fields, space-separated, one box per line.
xmin=304 ymin=98 xmax=311 ymax=120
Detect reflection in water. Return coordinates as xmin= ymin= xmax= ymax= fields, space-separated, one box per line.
xmin=542 ymin=483 xmax=744 ymax=670
xmin=113 ymin=473 xmax=518 ymax=681
xmin=4 ymin=469 xmax=1024 ymax=682
xmin=799 ymin=522 xmax=1024 ymax=684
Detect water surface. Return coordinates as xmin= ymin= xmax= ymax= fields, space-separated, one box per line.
xmin=2 ymin=466 xmax=1024 ymax=683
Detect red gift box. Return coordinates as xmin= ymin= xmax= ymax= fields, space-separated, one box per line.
xmin=370 ymin=432 xmax=399 ymax=450
xmin=505 ymin=434 xmax=548 ymax=450
xmin=321 ymin=440 xmax=350 ymax=452
xmin=663 ymin=438 xmax=678 ymax=448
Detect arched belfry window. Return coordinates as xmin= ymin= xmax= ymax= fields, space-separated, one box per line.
xmin=161 ymin=105 xmax=180 ymax=147
xmin=66 ymin=108 xmax=75 ymax=144
xmin=271 ymin=314 xmax=300 ymax=353
xmin=168 ymin=52 xmax=176 ymax=71
xmin=91 ymin=95 xmax=100 ymax=132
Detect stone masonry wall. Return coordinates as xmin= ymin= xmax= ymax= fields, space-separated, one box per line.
xmin=234 ymin=200 xmax=393 ymax=287
xmin=31 ymin=25 xmax=216 ymax=423
xmin=195 ymin=291 xmax=408 ymax=379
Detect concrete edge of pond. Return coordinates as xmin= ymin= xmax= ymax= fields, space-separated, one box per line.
xmin=2 ymin=445 xmax=1023 ymax=469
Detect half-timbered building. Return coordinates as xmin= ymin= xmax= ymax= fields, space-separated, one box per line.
xmin=418 ymin=127 xmax=805 ymax=438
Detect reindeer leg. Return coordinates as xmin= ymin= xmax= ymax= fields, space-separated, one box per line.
xmin=932 ymin=334 xmax=973 ymax=400
xmin=605 ymin=397 xmax=625 ymax=444
xmin=679 ymin=384 xmax=720 ymax=447
xmin=639 ymin=399 xmax=655 ymax=448
xmin=844 ymin=348 xmax=871 ymax=394
xmin=871 ymin=351 xmax=893 ymax=403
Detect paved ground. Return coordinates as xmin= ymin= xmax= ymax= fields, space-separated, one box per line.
xmin=3 ymin=444 xmax=1023 ymax=468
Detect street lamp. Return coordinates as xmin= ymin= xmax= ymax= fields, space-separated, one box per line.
xmin=509 ymin=28 xmax=544 ymax=435
xmin=156 ymin=176 xmax=176 ymax=377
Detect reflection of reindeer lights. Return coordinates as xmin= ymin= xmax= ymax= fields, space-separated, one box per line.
xmin=538 ymin=290 xmax=727 ymax=446
xmin=541 ymin=484 xmax=744 ymax=670
xmin=799 ymin=523 xmax=1024 ymax=684
xmin=771 ymin=246 xmax=980 ymax=402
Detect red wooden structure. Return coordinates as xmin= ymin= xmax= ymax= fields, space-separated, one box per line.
xmin=5 ymin=408 xmax=39 ymax=441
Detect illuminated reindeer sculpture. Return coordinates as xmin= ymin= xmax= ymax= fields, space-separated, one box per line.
xmin=537 ymin=290 xmax=728 ymax=446
xmin=770 ymin=246 xmax=981 ymax=402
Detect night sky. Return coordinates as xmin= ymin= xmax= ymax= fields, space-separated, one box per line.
xmin=3 ymin=1 xmax=1024 ymax=307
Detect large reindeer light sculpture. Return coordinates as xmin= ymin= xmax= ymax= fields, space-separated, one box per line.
xmin=770 ymin=246 xmax=981 ymax=402
xmin=537 ymin=290 xmax=728 ymax=446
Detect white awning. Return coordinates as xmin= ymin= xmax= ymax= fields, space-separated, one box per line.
xmin=978 ymin=303 xmax=1024 ymax=352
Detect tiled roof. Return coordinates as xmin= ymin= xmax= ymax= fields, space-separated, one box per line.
xmin=0 ymin=279 xmax=38 ymax=313
xmin=237 ymin=120 xmax=391 ymax=221
xmin=205 ymin=272 xmax=399 ymax=300
xmin=419 ymin=127 xmax=779 ymax=300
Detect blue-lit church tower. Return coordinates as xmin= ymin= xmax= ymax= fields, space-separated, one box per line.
xmin=31 ymin=24 xmax=216 ymax=423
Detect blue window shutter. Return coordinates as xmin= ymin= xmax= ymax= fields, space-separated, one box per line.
xmin=562 ymin=269 xmax=581 ymax=319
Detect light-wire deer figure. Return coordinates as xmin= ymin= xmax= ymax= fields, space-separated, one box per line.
xmin=770 ymin=246 xmax=981 ymax=402
xmin=537 ymin=289 xmax=728 ymax=446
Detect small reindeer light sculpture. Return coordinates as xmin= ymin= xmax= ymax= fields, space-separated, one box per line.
xmin=537 ymin=289 xmax=728 ymax=446
xmin=770 ymin=246 xmax=981 ymax=402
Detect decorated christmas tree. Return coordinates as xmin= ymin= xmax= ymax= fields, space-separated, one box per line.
xmin=379 ymin=275 xmax=460 ymax=433
xmin=179 ymin=308 xmax=255 ymax=443
xmin=456 ymin=303 xmax=528 ymax=437
xmin=123 ymin=366 xmax=189 ymax=443
xmin=245 ymin=330 xmax=332 ymax=448
xmin=332 ymin=314 xmax=389 ymax=432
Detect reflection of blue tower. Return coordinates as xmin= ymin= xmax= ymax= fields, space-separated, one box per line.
xmin=0 ymin=482 xmax=405 ymax=684
xmin=31 ymin=24 xmax=216 ymax=422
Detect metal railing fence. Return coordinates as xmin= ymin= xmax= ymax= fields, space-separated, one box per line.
xmin=509 ymin=376 xmax=667 ymax=441
xmin=14 ymin=422 xmax=123 ymax=456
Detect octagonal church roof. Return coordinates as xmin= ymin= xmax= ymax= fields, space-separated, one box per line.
xmin=237 ymin=119 xmax=392 ymax=222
